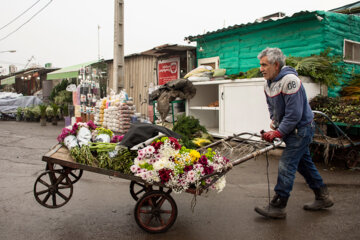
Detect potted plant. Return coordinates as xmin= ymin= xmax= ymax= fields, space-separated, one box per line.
xmin=51 ymin=103 xmax=59 ymax=126
xmin=16 ymin=107 xmax=23 ymax=121
xmin=39 ymin=104 xmax=47 ymax=126
xmin=62 ymin=104 xmax=71 ymax=127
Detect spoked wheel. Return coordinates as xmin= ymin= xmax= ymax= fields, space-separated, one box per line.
xmin=34 ymin=170 xmax=73 ymax=208
xmin=134 ymin=190 xmax=177 ymax=233
xmin=129 ymin=181 xmax=172 ymax=201
xmin=46 ymin=163 xmax=83 ymax=184
xmin=345 ymin=149 xmax=360 ymax=169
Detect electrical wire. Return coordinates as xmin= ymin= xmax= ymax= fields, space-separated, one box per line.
xmin=0 ymin=0 xmax=41 ymax=31
xmin=0 ymin=0 xmax=54 ymax=42
xmin=266 ymin=151 xmax=271 ymax=205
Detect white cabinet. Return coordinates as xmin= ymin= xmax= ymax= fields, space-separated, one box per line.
xmin=219 ymin=79 xmax=269 ymax=136
xmin=186 ymin=77 xmax=325 ymax=137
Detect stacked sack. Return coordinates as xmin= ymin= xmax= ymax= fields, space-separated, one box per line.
xmin=94 ymin=99 xmax=106 ymax=126
xmin=102 ymin=100 xmax=135 ymax=134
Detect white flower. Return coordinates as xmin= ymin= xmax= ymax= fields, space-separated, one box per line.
xmin=213 ymin=176 xmax=226 ymax=193
xmin=130 ymin=165 xmax=138 ymax=173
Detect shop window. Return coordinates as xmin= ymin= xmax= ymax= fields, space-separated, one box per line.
xmin=344 ymin=39 xmax=360 ymax=64
xmin=198 ymin=57 xmax=219 ymax=69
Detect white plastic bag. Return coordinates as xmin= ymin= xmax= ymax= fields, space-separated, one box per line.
xmin=95 ymin=134 xmax=111 ymax=143
xmin=77 ymin=127 xmax=92 ymax=147
xmin=64 ymin=135 xmax=79 ymax=150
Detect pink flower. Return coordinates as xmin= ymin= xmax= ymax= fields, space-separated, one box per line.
xmin=111 ymin=135 xmax=124 ymax=143
xmin=57 ymin=128 xmax=72 ymax=143
xmin=87 ymin=120 xmax=97 ymax=130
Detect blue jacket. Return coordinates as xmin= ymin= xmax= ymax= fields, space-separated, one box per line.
xmin=264 ymin=66 xmax=314 ymax=136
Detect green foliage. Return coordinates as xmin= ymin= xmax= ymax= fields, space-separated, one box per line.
xmin=340 ymin=73 xmax=360 ymax=100
xmin=172 ymin=114 xmax=208 ymax=149
xmin=30 ymin=106 xmax=41 ymax=119
xmin=62 ymin=104 xmax=69 ymax=116
xmin=111 ymin=149 xmax=138 ymax=174
xmin=229 ymin=67 xmax=262 ymax=80
xmin=286 ymin=48 xmax=343 ymax=88
xmin=95 ymin=127 xmax=114 ymax=138
xmin=51 ymin=103 xmax=59 ymax=117
xmin=49 ymin=79 xmax=75 ymax=101
xmin=38 ymin=104 xmax=47 ymax=118
xmin=310 ymin=95 xmax=360 ymax=126
xmin=46 ymin=106 xmax=54 ymax=117
xmin=54 ymin=90 xmax=72 ymax=105
xmin=16 ymin=107 xmax=23 ymax=119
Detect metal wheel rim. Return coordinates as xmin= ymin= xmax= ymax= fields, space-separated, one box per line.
xmin=130 ymin=181 xmax=172 ymax=201
xmin=134 ymin=190 xmax=177 ymax=233
xmin=34 ymin=170 xmax=73 ymax=208
xmin=46 ymin=163 xmax=83 ymax=184
xmin=346 ymin=150 xmax=359 ymax=169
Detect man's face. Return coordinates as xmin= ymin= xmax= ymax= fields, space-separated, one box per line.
xmin=260 ymin=56 xmax=280 ymax=81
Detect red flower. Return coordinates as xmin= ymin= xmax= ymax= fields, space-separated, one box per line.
xmin=158 ymin=169 xmax=173 ymax=183
xmin=184 ymin=165 xmax=193 ymax=172
xmin=169 ymin=137 xmax=181 ymax=150
xmin=198 ymin=155 xmax=208 ymax=166
xmin=151 ymin=141 xmax=163 ymax=153
xmin=204 ymin=165 xmax=214 ymax=175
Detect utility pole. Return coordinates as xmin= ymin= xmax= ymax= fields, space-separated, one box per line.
xmin=113 ymin=0 xmax=124 ymax=93
xmin=98 ymin=25 xmax=101 ymax=60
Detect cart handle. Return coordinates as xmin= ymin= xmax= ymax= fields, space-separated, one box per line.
xmin=231 ymin=137 xmax=282 ymax=167
xmin=312 ymin=110 xmax=355 ymax=146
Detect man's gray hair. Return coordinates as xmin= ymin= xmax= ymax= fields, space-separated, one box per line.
xmin=257 ymin=47 xmax=286 ymax=67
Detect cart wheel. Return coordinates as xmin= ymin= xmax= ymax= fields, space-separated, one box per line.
xmin=46 ymin=163 xmax=83 ymax=184
xmin=34 ymin=170 xmax=73 ymax=208
xmin=129 ymin=181 xmax=172 ymax=201
xmin=134 ymin=190 xmax=177 ymax=233
xmin=345 ymin=150 xmax=359 ymax=169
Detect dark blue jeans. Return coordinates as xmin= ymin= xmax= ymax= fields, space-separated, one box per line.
xmin=274 ymin=123 xmax=325 ymax=198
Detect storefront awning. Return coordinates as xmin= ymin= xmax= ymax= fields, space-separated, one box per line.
xmin=0 ymin=76 xmax=15 ymax=85
xmin=46 ymin=60 xmax=99 ymax=80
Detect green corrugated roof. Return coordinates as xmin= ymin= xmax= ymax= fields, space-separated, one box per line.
xmin=46 ymin=60 xmax=98 ymax=80
xmin=0 ymin=76 xmax=15 ymax=85
xmin=185 ymin=11 xmax=318 ymax=41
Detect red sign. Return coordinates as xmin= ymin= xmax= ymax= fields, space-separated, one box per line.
xmin=158 ymin=57 xmax=180 ymax=85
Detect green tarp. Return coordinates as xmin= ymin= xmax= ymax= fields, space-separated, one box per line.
xmin=46 ymin=60 xmax=98 ymax=80
xmin=0 ymin=76 xmax=15 ymax=85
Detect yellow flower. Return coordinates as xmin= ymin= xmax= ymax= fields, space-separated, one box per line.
xmin=189 ymin=150 xmax=200 ymax=163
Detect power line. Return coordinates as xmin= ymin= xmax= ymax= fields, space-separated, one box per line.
xmin=0 ymin=0 xmax=54 ymax=42
xmin=0 ymin=59 xmax=26 ymax=66
xmin=0 ymin=0 xmax=41 ymax=31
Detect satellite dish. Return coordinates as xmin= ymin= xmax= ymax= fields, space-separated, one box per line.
xmin=66 ymin=84 xmax=77 ymax=92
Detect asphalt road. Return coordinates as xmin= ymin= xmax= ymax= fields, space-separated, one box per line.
xmin=0 ymin=121 xmax=359 ymax=240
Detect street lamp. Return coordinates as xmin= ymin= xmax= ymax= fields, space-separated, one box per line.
xmin=0 ymin=50 xmax=16 ymax=53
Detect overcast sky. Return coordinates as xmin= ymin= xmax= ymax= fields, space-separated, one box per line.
xmin=0 ymin=0 xmax=356 ymax=74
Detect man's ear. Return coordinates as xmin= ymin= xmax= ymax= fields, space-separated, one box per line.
xmin=274 ymin=61 xmax=280 ymax=71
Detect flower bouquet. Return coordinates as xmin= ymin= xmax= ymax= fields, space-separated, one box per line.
xmin=57 ymin=121 xmax=97 ymax=166
xmin=130 ymin=137 xmax=231 ymax=193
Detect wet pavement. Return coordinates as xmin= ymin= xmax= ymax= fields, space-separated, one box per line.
xmin=0 ymin=121 xmax=359 ymax=240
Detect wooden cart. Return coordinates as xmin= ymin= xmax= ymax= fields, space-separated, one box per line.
xmin=33 ymin=132 xmax=281 ymax=233
xmin=311 ymin=111 xmax=360 ymax=169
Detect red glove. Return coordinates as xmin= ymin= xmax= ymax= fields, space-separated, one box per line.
xmin=261 ymin=130 xmax=282 ymax=143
